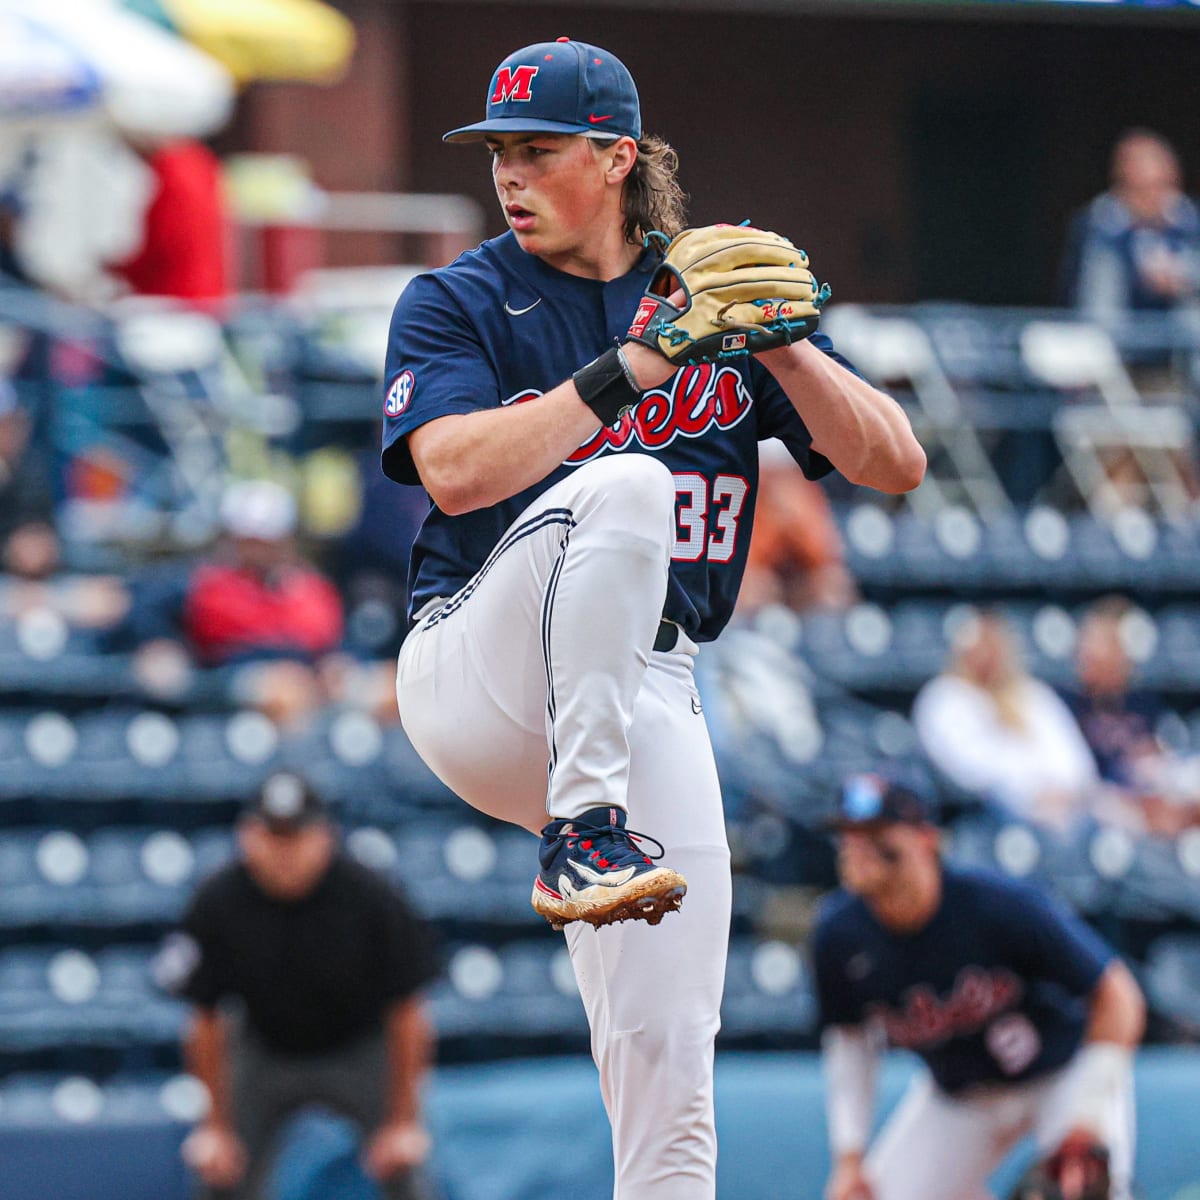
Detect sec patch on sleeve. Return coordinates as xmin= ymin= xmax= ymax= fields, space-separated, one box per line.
xmin=384 ymin=369 xmax=416 ymax=417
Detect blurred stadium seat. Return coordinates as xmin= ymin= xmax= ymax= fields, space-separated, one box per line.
xmin=721 ymin=938 xmax=819 ymax=1046
xmin=1142 ymin=934 xmax=1200 ymax=1036
xmin=0 ymin=280 xmax=1196 ymax=1109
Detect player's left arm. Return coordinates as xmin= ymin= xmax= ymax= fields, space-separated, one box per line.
xmin=1002 ymin=879 xmax=1144 ymax=1147
xmin=1058 ymin=959 xmax=1145 ymax=1145
xmin=1084 ymin=959 xmax=1145 ymax=1050
xmin=756 ymin=339 xmax=926 ymax=494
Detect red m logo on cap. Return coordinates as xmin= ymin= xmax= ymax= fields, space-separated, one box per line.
xmin=492 ymin=65 xmax=539 ymax=103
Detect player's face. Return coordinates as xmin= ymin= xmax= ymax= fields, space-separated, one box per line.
xmin=487 ymin=133 xmax=623 ymax=267
xmin=836 ymin=826 xmax=919 ymax=897
xmin=1076 ymin=617 xmax=1130 ymax=697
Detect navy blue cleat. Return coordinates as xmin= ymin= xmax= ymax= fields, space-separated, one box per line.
xmin=531 ymin=805 xmax=687 ymax=931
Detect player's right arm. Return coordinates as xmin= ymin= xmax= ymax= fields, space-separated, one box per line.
xmin=383 ymin=276 xmax=675 ymax=514
xmin=408 ymin=343 xmax=673 ymax=515
xmin=408 ymin=349 xmax=669 ymax=514
xmin=813 ymin=901 xmax=881 ymax=1200
xmin=822 ymin=1023 xmax=881 ymax=1200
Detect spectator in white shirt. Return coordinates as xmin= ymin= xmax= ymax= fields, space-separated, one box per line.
xmin=913 ymin=610 xmax=1098 ymax=833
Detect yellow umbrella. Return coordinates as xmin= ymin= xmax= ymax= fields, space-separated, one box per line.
xmin=125 ymin=0 xmax=354 ymax=85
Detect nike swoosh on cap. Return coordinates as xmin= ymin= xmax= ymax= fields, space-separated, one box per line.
xmin=588 ymin=114 xmax=613 ymax=123
xmin=504 ymin=298 xmax=542 ymax=316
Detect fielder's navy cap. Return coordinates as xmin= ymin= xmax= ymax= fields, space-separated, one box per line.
xmin=826 ymin=772 xmax=936 ymax=831
xmin=443 ymin=38 xmax=641 ymax=144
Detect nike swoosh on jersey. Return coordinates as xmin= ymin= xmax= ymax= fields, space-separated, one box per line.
xmin=504 ymin=298 xmax=542 ymax=316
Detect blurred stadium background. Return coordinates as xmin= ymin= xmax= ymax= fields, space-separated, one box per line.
xmin=1 ymin=1 xmax=1200 ymax=1198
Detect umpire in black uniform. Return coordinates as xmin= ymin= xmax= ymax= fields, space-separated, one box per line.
xmin=159 ymin=770 xmax=440 ymax=1200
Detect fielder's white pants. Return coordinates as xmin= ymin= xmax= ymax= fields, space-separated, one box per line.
xmin=866 ymin=1060 xmax=1136 ymax=1200
xmin=397 ymin=455 xmax=731 ymax=1200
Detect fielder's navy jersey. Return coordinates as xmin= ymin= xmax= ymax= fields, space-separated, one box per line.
xmin=381 ymin=231 xmax=845 ymax=641
xmin=812 ymin=867 xmax=1113 ymax=1095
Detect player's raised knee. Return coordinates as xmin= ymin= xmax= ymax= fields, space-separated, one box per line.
xmin=584 ymin=453 xmax=676 ymax=525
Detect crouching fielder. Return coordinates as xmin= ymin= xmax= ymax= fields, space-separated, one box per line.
xmin=812 ymin=773 xmax=1145 ymax=1200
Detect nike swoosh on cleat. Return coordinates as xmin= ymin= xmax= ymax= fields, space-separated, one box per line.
xmin=567 ymin=860 xmax=637 ymax=887
xmin=504 ymin=298 xmax=542 ymax=316
xmin=588 ymin=114 xmax=613 ymax=124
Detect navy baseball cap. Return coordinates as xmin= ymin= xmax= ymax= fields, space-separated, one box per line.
xmin=443 ymin=38 xmax=641 ymax=144
xmin=825 ymin=773 xmax=936 ymax=831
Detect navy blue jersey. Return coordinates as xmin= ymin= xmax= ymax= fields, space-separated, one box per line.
xmin=812 ymin=867 xmax=1113 ymax=1095
xmin=381 ymin=231 xmax=846 ymax=642
xmin=1065 ymin=686 xmax=1162 ymax=787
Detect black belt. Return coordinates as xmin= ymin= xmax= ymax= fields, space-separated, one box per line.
xmin=653 ymin=620 xmax=680 ymax=653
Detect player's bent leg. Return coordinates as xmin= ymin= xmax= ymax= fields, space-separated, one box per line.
xmin=525 ymin=458 xmax=685 ymax=928
xmin=865 ymin=1075 xmax=1004 ymax=1200
xmin=533 ymin=453 xmax=676 ymax=822
xmin=397 ymin=627 xmax=554 ymax=835
xmin=398 ymin=454 xmax=686 ymax=927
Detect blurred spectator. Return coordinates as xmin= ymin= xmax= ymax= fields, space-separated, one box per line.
xmin=127 ymin=480 xmax=345 ymax=724
xmin=0 ymin=193 xmax=26 ymax=281
xmin=159 ymin=771 xmax=439 ymax=1200
xmin=0 ymin=518 xmax=130 ymax=630
xmin=1063 ymin=129 xmax=1200 ymax=329
xmin=186 ymin=481 xmax=342 ymax=666
xmin=0 ymin=373 xmax=53 ymax=542
xmin=1 ymin=369 xmax=130 ymax=630
xmin=8 ymin=126 xmax=154 ymax=302
xmin=736 ymin=441 xmax=857 ymax=617
xmin=1066 ymin=596 xmax=1200 ymax=835
xmin=912 ymin=610 xmax=1098 ymax=833
xmin=112 ymin=138 xmax=230 ymax=307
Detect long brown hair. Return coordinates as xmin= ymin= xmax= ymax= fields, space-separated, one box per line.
xmin=599 ymin=134 xmax=687 ymax=245
xmin=949 ymin=610 xmax=1030 ymax=730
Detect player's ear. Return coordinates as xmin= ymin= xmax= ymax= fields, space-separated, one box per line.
xmin=601 ymin=136 xmax=638 ymax=185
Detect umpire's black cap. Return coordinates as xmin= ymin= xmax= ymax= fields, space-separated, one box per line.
xmin=825 ymin=772 xmax=937 ymax=832
xmin=244 ymin=771 xmax=327 ymax=834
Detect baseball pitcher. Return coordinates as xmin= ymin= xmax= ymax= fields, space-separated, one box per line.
xmin=382 ymin=39 xmax=925 ymax=1199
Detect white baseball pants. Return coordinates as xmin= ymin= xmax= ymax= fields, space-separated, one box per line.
xmin=866 ymin=1060 xmax=1136 ymax=1200
xmin=396 ymin=454 xmax=731 ymax=1200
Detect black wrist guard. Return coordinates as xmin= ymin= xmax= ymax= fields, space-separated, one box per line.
xmin=573 ymin=346 xmax=642 ymax=426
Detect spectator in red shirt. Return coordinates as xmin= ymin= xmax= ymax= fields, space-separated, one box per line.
xmin=130 ymin=480 xmax=345 ymax=727
xmin=185 ymin=481 xmax=342 ymax=667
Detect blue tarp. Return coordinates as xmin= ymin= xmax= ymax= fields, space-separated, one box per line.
xmin=2 ymin=1050 xmax=1198 ymax=1200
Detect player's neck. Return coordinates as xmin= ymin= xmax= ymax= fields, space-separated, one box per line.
xmin=538 ymin=217 xmax=642 ymax=281
xmin=868 ymin=863 xmax=942 ymax=934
